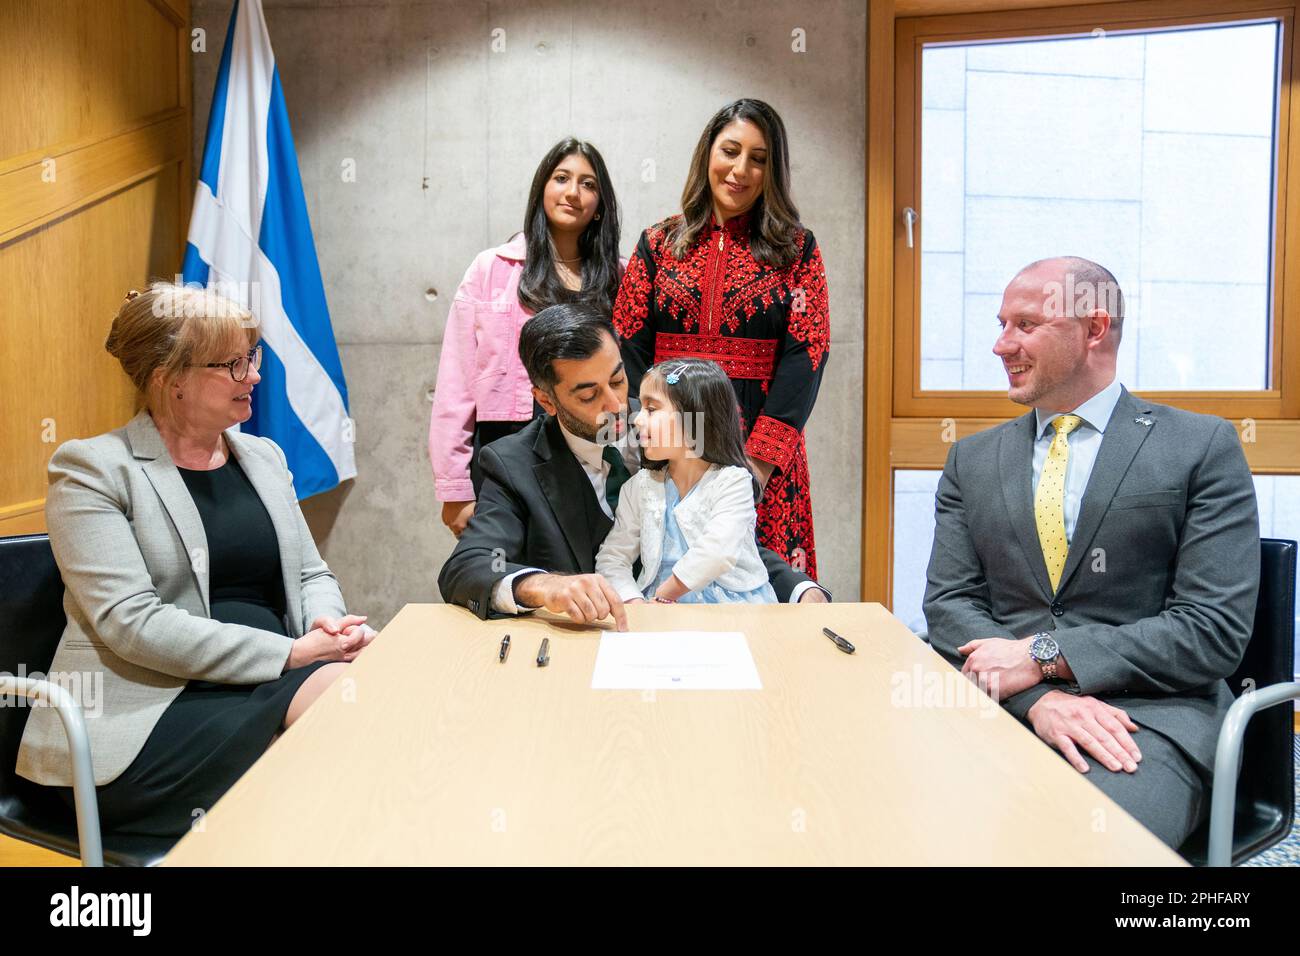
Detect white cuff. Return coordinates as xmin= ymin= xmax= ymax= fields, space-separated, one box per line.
xmin=788 ymin=581 xmax=829 ymax=604
xmin=617 ymin=582 xmax=646 ymax=603
xmin=491 ymin=567 xmax=546 ymax=614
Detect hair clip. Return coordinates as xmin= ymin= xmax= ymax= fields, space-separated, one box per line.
xmin=664 ymin=362 xmax=690 ymax=385
xmin=124 ymin=289 xmax=141 ymax=302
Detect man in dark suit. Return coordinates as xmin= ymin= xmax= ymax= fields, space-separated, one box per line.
xmin=923 ymin=256 xmax=1260 ymax=849
xmin=438 ymin=303 xmax=828 ymax=628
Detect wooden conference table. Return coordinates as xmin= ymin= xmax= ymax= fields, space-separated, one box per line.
xmin=164 ymin=603 xmax=1182 ymax=866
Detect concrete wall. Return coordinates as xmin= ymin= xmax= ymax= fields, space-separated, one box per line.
xmin=192 ymin=0 xmax=867 ymax=627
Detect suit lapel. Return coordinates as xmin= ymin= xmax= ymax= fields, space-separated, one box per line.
xmin=1057 ymin=387 xmax=1155 ymax=592
xmin=129 ymin=411 xmax=211 ymax=614
xmin=533 ymin=417 xmax=603 ymax=573
xmin=590 ymin=495 xmax=614 ymax=545
xmin=999 ymin=411 xmax=1053 ymax=601
xmin=227 ymin=432 xmax=303 ymax=633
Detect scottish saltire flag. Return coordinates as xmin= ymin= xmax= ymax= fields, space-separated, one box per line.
xmin=182 ymin=0 xmax=355 ymax=498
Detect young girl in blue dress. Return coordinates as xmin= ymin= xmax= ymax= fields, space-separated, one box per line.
xmin=595 ymin=358 xmax=777 ymax=604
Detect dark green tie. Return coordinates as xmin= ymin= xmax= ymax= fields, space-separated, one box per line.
xmin=602 ymin=444 xmax=631 ymax=514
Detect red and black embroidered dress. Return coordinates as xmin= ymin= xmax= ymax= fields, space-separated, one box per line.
xmin=612 ymin=210 xmax=830 ymax=579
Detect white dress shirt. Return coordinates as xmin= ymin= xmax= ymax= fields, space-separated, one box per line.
xmin=492 ymin=419 xmax=824 ymax=612
xmin=1031 ymin=377 xmax=1124 ymax=543
xmin=559 ymin=422 xmax=640 ymax=522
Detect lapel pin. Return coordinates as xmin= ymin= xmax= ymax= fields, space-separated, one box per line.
xmin=1134 ymin=416 xmax=1153 ymax=427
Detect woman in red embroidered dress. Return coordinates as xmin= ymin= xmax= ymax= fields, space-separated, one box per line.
xmin=612 ymin=98 xmax=830 ymax=579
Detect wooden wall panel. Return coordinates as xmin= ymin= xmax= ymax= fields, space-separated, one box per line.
xmin=0 ymin=0 xmax=182 ymax=164
xmin=0 ymin=0 xmax=191 ymax=537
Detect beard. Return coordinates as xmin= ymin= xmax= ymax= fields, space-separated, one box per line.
xmin=554 ymin=401 xmax=599 ymax=442
xmin=553 ymin=399 xmax=629 ymax=446
xmin=1010 ymin=352 xmax=1087 ymax=407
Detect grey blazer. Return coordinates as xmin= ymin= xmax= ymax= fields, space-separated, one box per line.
xmin=923 ymin=387 xmax=1260 ymax=777
xmin=15 ymin=410 xmax=347 ymax=787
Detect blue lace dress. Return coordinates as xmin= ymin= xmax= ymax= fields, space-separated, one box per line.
xmin=642 ymin=477 xmax=777 ymax=604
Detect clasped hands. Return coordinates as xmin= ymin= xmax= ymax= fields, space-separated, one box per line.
xmin=287 ymin=614 xmax=378 ymax=668
xmin=957 ymin=636 xmax=1142 ymax=776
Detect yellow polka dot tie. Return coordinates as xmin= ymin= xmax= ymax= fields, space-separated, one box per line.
xmin=1035 ymin=414 xmax=1084 ymax=593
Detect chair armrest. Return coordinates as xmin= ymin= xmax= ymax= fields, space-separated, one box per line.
xmin=0 ymin=676 xmax=103 ymax=867
xmin=1208 ymin=680 xmax=1300 ymax=867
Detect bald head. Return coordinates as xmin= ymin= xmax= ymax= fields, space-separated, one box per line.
xmin=994 ymin=255 xmax=1123 ymax=411
xmin=1014 ymin=256 xmax=1125 ymax=347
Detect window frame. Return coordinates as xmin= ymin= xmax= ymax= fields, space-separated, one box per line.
xmin=861 ymin=0 xmax=1300 ymax=610
xmin=892 ymin=1 xmax=1300 ymax=420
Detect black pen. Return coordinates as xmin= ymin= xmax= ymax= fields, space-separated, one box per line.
xmin=822 ymin=626 xmax=855 ymax=654
xmin=536 ymin=637 xmax=550 ymax=667
xmin=498 ymin=634 xmax=511 ymax=663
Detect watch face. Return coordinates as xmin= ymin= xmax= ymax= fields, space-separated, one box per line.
xmin=1031 ymin=635 xmax=1059 ymax=661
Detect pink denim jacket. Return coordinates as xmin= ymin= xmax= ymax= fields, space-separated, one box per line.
xmin=429 ymin=232 xmax=536 ymax=502
xmin=429 ymin=233 xmax=627 ymax=501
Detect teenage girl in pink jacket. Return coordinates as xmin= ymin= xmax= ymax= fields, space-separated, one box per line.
xmin=429 ymin=138 xmax=625 ymax=536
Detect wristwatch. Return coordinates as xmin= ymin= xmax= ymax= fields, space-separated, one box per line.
xmin=1028 ymin=632 xmax=1061 ymax=681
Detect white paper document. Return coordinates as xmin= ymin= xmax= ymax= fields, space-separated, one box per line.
xmin=590 ymin=631 xmax=762 ymax=690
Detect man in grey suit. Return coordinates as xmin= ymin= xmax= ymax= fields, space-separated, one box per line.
xmin=923 ymin=256 xmax=1260 ymax=849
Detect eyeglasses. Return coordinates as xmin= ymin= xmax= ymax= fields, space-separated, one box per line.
xmin=186 ymin=345 xmax=263 ymax=382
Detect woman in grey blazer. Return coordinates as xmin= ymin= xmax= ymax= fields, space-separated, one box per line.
xmin=15 ymin=282 xmax=375 ymax=840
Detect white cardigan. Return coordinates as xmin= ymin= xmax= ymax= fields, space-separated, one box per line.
xmin=595 ymin=463 xmax=771 ymax=602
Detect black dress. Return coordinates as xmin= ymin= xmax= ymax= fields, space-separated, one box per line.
xmin=56 ymin=456 xmax=330 ymax=840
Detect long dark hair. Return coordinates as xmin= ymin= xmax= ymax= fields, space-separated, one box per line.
xmin=517 ymin=138 xmax=623 ymax=315
xmin=668 ymin=98 xmax=802 ymax=269
xmin=639 ymin=358 xmax=761 ymax=502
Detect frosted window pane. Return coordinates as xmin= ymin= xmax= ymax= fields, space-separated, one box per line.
xmin=919 ymin=22 xmax=1278 ymax=391
xmin=892 ymin=470 xmax=942 ymax=635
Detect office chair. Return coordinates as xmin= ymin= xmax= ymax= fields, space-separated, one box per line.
xmin=0 ymin=533 xmax=172 ymax=866
xmin=1179 ymin=538 xmax=1297 ymax=866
